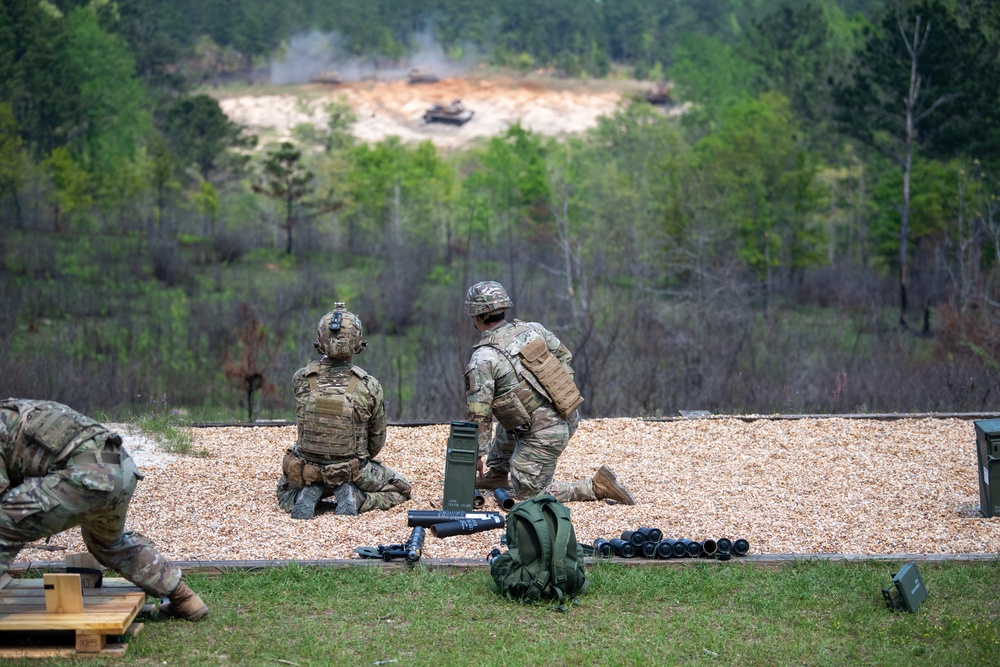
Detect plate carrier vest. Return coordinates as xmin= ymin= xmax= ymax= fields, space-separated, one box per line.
xmin=473 ymin=321 xmax=584 ymax=430
xmin=299 ymin=361 xmax=369 ymax=462
xmin=0 ymin=399 xmax=118 ymax=479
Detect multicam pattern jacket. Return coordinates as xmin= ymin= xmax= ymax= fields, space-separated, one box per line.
xmin=292 ymin=357 xmax=387 ymax=461
xmin=464 ymin=319 xmax=574 ymax=454
xmin=0 ymin=399 xmax=119 ymax=493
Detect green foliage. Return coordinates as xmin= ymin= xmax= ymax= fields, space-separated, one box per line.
xmin=255 ymin=141 xmax=315 ymax=254
xmin=669 ymin=33 xmax=762 ymax=131
xmin=5 ymin=0 xmax=1000 ymax=420
xmin=0 ymin=102 xmax=30 ymax=201
xmin=42 ymin=147 xmax=92 ymax=230
xmin=163 ymin=94 xmax=250 ymax=181
xmin=131 ymin=408 xmax=200 ymax=456
xmin=64 ymin=5 xmax=153 ymax=204
xmin=695 ymin=92 xmax=825 ymax=287
xmin=0 ymin=0 xmax=82 ymax=157
xmin=834 ymin=0 xmax=1000 ymax=163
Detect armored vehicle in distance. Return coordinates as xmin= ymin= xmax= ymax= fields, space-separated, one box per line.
xmin=424 ymin=99 xmax=474 ymax=125
xmin=645 ymin=82 xmax=673 ymax=105
xmin=310 ymin=71 xmax=342 ymax=85
xmin=408 ymin=66 xmax=440 ymax=84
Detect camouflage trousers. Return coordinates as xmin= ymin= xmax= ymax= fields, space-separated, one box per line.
xmin=276 ymin=452 xmax=411 ymax=514
xmin=0 ymin=443 xmax=181 ymax=598
xmin=486 ymin=407 xmax=596 ymax=503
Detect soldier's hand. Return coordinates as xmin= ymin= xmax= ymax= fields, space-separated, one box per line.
xmin=475 ymin=456 xmax=485 ymax=479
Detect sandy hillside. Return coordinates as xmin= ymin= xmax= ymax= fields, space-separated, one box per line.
xmin=13 ymin=417 xmax=1000 ymax=565
xmin=217 ymin=75 xmax=676 ymax=150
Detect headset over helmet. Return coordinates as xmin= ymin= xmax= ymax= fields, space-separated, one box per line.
xmin=465 ymin=281 xmax=513 ymax=317
xmin=315 ymin=303 xmax=366 ymax=359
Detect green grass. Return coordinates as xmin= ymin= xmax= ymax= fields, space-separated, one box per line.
xmin=5 ymin=560 xmax=1000 ymax=666
xmin=131 ymin=411 xmax=203 ymax=456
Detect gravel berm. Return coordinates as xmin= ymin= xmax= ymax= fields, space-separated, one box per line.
xmin=14 ymin=418 xmax=1000 ymax=563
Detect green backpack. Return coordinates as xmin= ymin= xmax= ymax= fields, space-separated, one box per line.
xmin=490 ymin=494 xmax=587 ymax=606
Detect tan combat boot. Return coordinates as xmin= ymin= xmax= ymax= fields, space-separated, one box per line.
xmin=159 ymin=581 xmax=210 ymax=621
xmin=592 ymin=465 xmax=636 ymax=505
xmin=476 ymin=467 xmax=510 ymax=490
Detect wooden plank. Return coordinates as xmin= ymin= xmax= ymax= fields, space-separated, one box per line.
xmin=0 ymin=574 xmax=11 ymax=591
xmin=0 ymin=642 xmax=128 ymax=658
xmin=5 ymin=577 xmax=140 ymax=591
xmin=1 ymin=593 xmax=145 ymax=606
xmin=0 ymin=600 xmax=143 ymax=612
xmin=0 ymin=607 xmax=141 ymax=633
xmin=75 ymin=632 xmax=106 ymax=653
xmin=43 ymin=574 xmax=83 ymax=614
xmin=0 ymin=590 xmax=144 ymax=633
xmin=0 ymin=609 xmax=143 ymax=658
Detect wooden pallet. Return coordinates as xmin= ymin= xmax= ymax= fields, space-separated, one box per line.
xmin=0 ymin=575 xmax=147 ymax=658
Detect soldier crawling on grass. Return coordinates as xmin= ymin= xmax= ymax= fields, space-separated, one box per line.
xmin=276 ymin=303 xmax=411 ymax=519
xmin=463 ymin=281 xmax=636 ymax=505
xmin=0 ymin=399 xmax=209 ymax=621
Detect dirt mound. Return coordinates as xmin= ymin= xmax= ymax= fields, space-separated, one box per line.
xmin=217 ymin=75 xmax=659 ymax=150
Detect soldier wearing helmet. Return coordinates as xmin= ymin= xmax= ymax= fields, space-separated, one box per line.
xmin=277 ymin=303 xmax=411 ymax=519
xmin=0 ymin=399 xmax=209 ymax=621
xmin=463 ymin=281 xmax=636 ymax=505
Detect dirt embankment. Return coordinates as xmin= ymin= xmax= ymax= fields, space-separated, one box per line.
xmin=216 ymin=75 xmax=675 ymax=150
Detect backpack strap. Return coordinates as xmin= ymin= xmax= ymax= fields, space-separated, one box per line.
xmin=542 ymin=500 xmax=574 ymax=605
xmin=512 ymin=500 xmax=555 ymax=601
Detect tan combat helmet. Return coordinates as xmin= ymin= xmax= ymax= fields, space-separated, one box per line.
xmin=465 ymin=281 xmax=513 ymax=317
xmin=315 ymin=303 xmax=367 ymax=359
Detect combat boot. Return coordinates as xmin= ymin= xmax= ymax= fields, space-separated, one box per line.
xmin=592 ymin=465 xmax=636 ymax=505
xmin=290 ymin=483 xmax=324 ymax=520
xmin=334 ymin=482 xmax=363 ymax=516
xmin=476 ymin=467 xmax=510 ymax=490
xmin=159 ymin=581 xmax=209 ymax=621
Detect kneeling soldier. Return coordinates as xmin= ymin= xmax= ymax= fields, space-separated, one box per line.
xmin=277 ymin=304 xmax=411 ymax=519
xmin=0 ymin=399 xmax=209 ymax=620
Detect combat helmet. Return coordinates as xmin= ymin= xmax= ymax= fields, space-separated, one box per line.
xmin=315 ymin=303 xmax=366 ymax=359
xmin=465 ymin=281 xmax=513 ymax=317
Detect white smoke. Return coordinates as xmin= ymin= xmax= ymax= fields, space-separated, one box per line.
xmin=268 ymin=29 xmax=480 ymax=85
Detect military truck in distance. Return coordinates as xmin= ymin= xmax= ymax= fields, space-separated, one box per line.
xmin=645 ymin=82 xmax=673 ymax=105
xmin=408 ymin=66 xmax=440 ymax=84
xmin=310 ymin=71 xmax=342 ymax=85
xmin=424 ymin=99 xmax=474 ymax=125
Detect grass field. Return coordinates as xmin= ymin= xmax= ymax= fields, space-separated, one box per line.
xmin=5 ymin=560 xmax=999 ymax=666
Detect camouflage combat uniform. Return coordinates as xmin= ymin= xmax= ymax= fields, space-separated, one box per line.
xmin=276 ymin=357 xmax=411 ymax=514
xmin=0 ymin=399 xmax=181 ymax=597
xmin=465 ymin=319 xmax=597 ymax=502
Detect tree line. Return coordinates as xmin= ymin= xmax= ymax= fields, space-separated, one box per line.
xmin=2 ymin=0 xmax=1000 ymax=422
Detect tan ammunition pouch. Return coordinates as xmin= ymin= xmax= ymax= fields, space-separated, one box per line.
xmin=519 ymin=338 xmax=584 ymax=418
xmin=282 ymin=449 xmax=359 ymax=488
xmin=492 ymin=379 xmax=546 ymax=430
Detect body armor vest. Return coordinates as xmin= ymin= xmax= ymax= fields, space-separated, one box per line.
xmin=473 ymin=321 xmax=583 ymax=429
xmin=298 ymin=362 xmax=369 ymax=462
xmin=0 ymin=399 xmax=118 ymax=481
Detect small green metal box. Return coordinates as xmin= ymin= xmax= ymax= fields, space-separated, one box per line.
xmin=882 ymin=562 xmax=927 ymax=613
xmin=974 ymin=420 xmax=1000 ymax=517
xmin=442 ymin=420 xmax=479 ymax=511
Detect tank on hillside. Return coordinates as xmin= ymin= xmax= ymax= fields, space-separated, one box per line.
xmin=309 ymin=70 xmax=342 ymax=85
xmin=423 ymin=99 xmax=474 ymax=125
xmin=645 ymin=82 xmax=673 ymax=105
xmin=408 ymin=66 xmax=440 ymax=84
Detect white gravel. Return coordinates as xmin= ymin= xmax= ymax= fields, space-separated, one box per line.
xmin=15 ymin=418 xmax=1000 ymax=564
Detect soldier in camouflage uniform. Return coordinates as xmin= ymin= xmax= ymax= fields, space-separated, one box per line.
xmin=276 ymin=304 xmax=411 ymax=519
xmin=0 ymin=399 xmax=209 ymax=620
xmin=463 ymin=281 xmax=636 ymax=505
